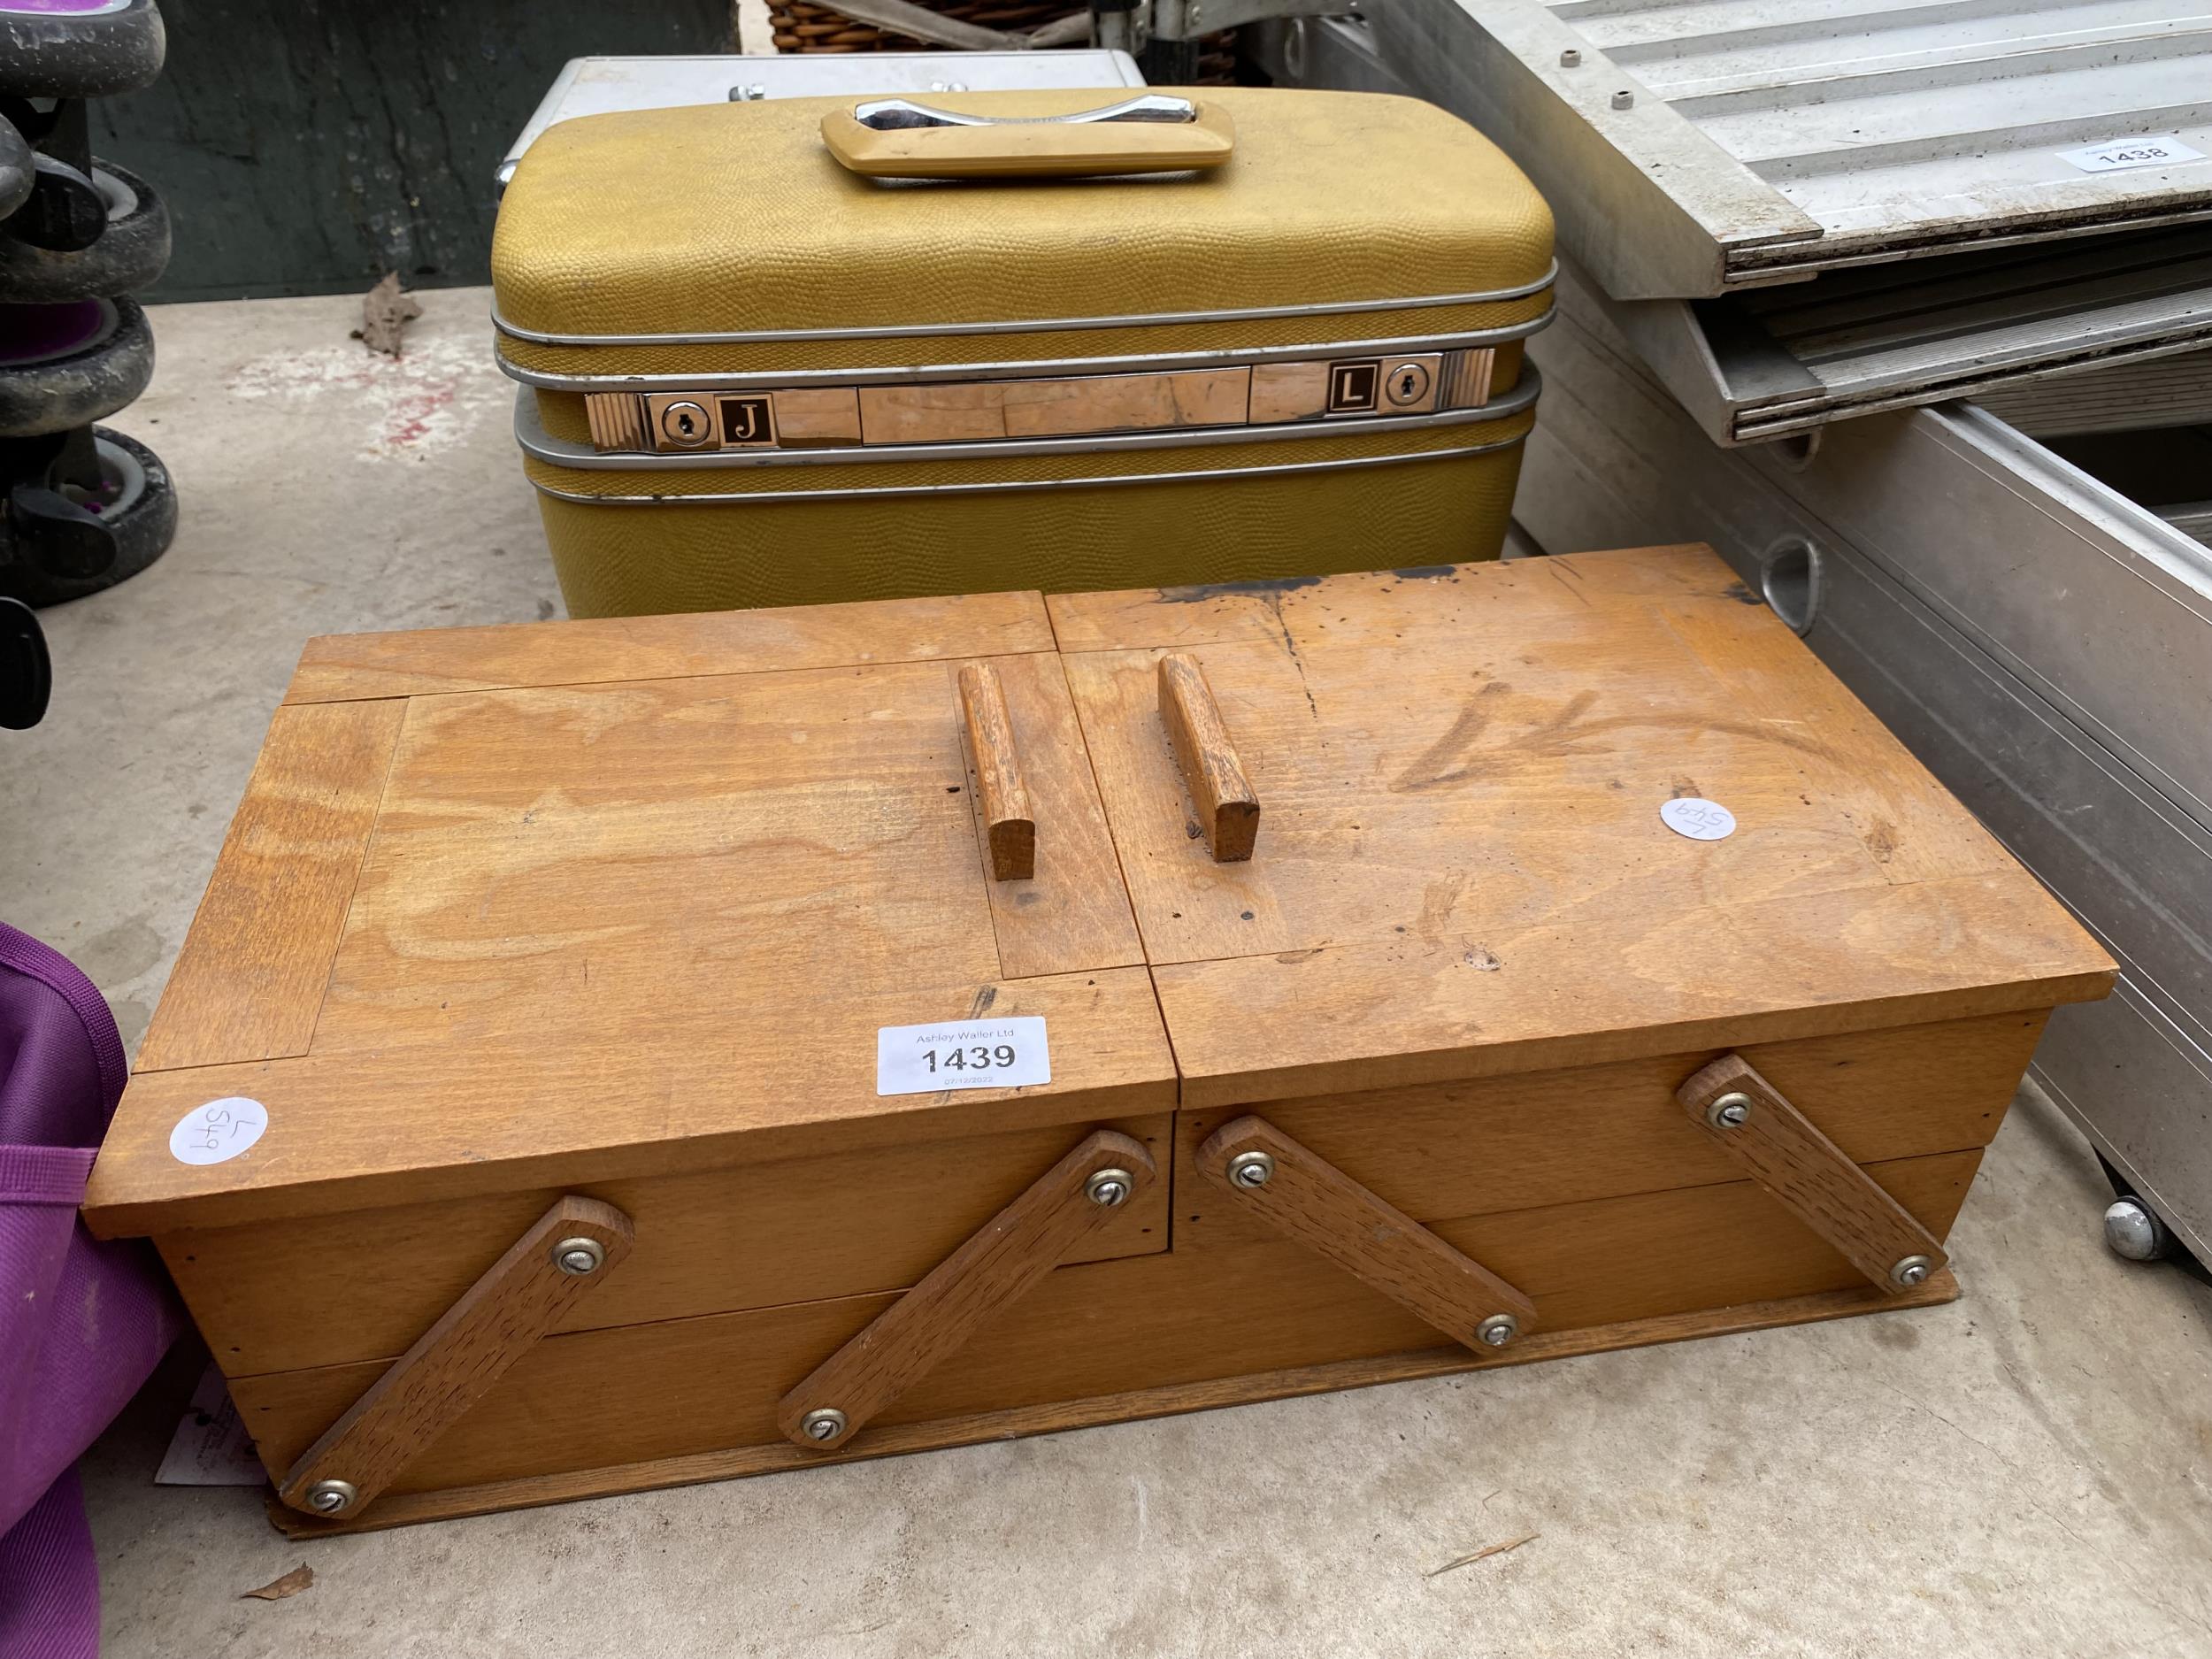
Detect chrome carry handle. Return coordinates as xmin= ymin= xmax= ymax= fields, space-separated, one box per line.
xmin=823 ymin=94 xmax=1233 ymax=179
xmin=850 ymin=94 xmax=1198 ymax=132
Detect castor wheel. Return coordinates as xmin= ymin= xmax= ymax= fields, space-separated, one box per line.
xmin=0 ymin=157 xmax=165 ymax=296
xmin=0 ymin=0 xmax=165 ymax=101
xmin=0 ymin=294 xmax=152 ymax=434
xmin=2094 ymin=1152 xmax=2210 ymax=1284
xmin=0 ymin=424 xmax=174 ymax=606
xmin=2102 ymin=1196 xmax=2170 ymax=1263
xmin=0 ymin=590 xmax=46 ymax=726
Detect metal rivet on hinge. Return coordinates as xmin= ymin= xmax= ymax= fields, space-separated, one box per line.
xmin=1226 ymin=1150 xmax=1275 ymax=1189
xmin=304 ymin=1479 xmax=357 ymax=1515
xmin=800 ymin=1408 xmax=848 ymax=1443
xmin=1559 ymin=47 xmax=1581 ymax=65
xmin=1890 ymin=1255 xmax=1932 ymax=1288
xmin=1707 ymin=1091 xmax=1754 ymax=1129
xmin=1476 ymin=1313 xmax=1520 ymax=1348
xmin=552 ymin=1236 xmax=606 ymax=1276
xmin=1610 ymin=88 xmax=1635 ymax=109
xmin=1085 ymin=1168 xmax=1134 ymax=1208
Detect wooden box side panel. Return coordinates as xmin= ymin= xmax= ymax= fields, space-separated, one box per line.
xmin=1171 ymin=1010 xmax=2041 ymax=1249
xmin=233 ymin=1148 xmax=1977 ymax=1497
xmin=164 ymin=1114 xmax=1172 ymax=1379
xmin=133 ymin=699 xmax=406 ymax=1075
xmin=279 ymin=1273 xmax=1958 ymax=1534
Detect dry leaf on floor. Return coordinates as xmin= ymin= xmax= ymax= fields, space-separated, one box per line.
xmin=1426 ymin=1532 xmax=1539 ymax=1578
xmin=354 ymin=272 xmax=422 ymax=358
xmin=241 ymin=1564 xmax=314 ymax=1601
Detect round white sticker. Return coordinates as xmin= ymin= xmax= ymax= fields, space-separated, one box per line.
xmin=169 ymin=1097 xmax=269 ymax=1166
xmin=1661 ymin=797 xmax=1737 ymax=841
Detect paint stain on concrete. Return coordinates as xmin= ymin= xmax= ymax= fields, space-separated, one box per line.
xmin=226 ymin=335 xmax=506 ymax=460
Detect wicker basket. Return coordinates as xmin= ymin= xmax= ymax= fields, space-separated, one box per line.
xmin=766 ymin=4 xmax=1238 ymax=81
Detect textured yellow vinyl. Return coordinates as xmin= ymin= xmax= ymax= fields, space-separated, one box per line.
xmin=492 ymin=88 xmax=1554 ymax=346
xmin=492 ymin=85 xmax=1552 ymax=619
xmin=534 ymin=442 xmax=1527 ymax=618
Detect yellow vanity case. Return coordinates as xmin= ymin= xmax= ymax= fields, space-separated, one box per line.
xmin=490 ymin=87 xmax=1555 ymax=617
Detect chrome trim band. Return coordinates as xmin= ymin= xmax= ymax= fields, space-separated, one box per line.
xmin=516 ymin=371 xmax=1542 ymax=470
xmin=489 ymin=263 xmax=1558 ymax=348
xmin=499 ymin=314 xmax=1554 ymax=393
xmin=527 ymin=429 xmax=1533 ymax=506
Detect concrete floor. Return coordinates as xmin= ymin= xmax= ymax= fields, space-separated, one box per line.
xmin=8 ymin=289 xmax=2211 ymax=1658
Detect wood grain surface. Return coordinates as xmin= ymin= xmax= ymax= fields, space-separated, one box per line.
xmin=956 ymin=661 xmax=1034 ymax=881
xmin=270 ymin=1270 xmax=1959 ymax=1535
xmin=777 ymin=1129 xmax=1156 ymax=1448
xmin=1156 ymin=652 xmax=1260 ymax=862
xmin=238 ymin=1148 xmax=1976 ymax=1502
xmin=104 ymin=547 xmax=2109 ymax=1532
xmin=89 ymin=637 xmax=1173 ymax=1235
xmin=161 ymin=1115 xmax=1169 ymax=1378
xmin=285 ymin=590 xmax=1054 ymax=703
xmin=1056 ymin=544 xmax=2111 ymax=1102
xmin=1172 ymin=1010 xmax=2041 ymax=1248
xmin=274 ymin=1195 xmax=634 ymax=1517
xmin=1678 ymin=1052 xmax=1947 ymax=1292
xmin=88 ymin=968 xmax=1172 ymax=1237
xmin=1196 ymin=1115 xmax=1536 ymax=1349
xmin=1153 ymin=874 xmax=2104 ymax=1110
xmin=134 ymin=699 xmax=405 ymax=1073
xmin=1046 ymin=544 xmax=1732 ymax=653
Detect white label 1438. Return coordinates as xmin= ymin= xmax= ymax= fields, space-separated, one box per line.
xmin=2059 ymin=135 xmax=2207 ymax=174
xmin=877 ymin=1015 xmax=1049 ymax=1096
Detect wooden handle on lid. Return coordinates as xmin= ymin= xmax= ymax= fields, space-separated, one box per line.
xmin=958 ymin=662 xmax=1034 ymax=881
xmin=1157 ymin=653 xmax=1259 ymax=863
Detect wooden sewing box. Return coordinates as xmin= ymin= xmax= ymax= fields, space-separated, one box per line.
xmin=81 ymin=545 xmax=2115 ymax=1532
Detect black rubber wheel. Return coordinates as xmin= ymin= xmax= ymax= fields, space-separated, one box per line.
xmin=0 ymin=160 xmax=165 ymax=297
xmin=0 ymin=110 xmax=26 ymax=219
xmin=0 ymin=425 xmax=173 ymax=605
xmin=0 ymin=293 xmax=150 ymax=434
xmin=0 ymin=590 xmax=46 ymax=723
xmin=0 ymin=0 xmax=164 ymax=100
xmin=0 ymin=95 xmax=104 ymax=249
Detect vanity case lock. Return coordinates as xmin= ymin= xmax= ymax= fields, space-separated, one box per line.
xmin=652 ymin=397 xmax=712 ymax=449
xmin=1384 ymin=361 xmax=1432 ymax=406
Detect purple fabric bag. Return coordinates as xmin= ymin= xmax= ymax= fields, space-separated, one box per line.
xmin=0 ymin=922 xmax=180 ymax=1659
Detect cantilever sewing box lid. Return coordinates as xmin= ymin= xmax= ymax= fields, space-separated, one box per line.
xmin=486 ymin=85 xmax=1555 ymax=365
xmin=1047 ymin=545 xmax=2116 ymax=1109
xmin=81 ymin=595 xmax=1177 ymax=1239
